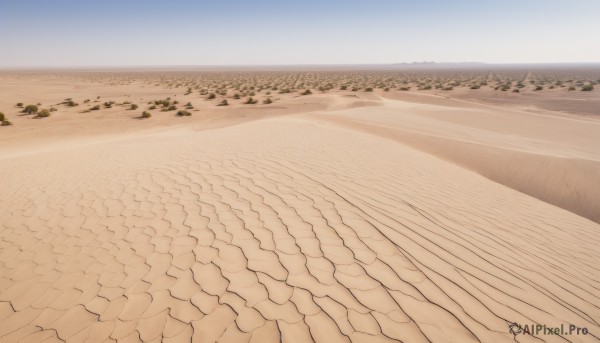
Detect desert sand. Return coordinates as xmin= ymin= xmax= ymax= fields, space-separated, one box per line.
xmin=1 ymin=69 xmax=599 ymax=342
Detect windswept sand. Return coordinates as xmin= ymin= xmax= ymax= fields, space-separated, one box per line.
xmin=1 ymin=72 xmax=600 ymax=342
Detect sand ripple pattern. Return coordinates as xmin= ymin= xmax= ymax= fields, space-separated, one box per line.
xmin=1 ymin=119 xmax=599 ymax=342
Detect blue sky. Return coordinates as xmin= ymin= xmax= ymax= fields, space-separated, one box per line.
xmin=0 ymin=0 xmax=598 ymax=66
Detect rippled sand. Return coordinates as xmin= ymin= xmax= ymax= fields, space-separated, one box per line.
xmin=1 ymin=116 xmax=599 ymax=342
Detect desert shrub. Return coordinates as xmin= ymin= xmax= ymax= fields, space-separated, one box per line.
xmin=399 ymin=86 xmax=411 ymax=91
xmin=90 ymin=105 xmax=100 ymax=111
xmin=16 ymin=103 xmax=23 ymax=107
xmin=263 ymin=98 xmax=273 ymax=104
xmin=340 ymin=85 xmax=347 ymax=90
xmin=568 ymin=86 xmax=576 ymax=91
xmin=66 ymin=100 xmax=78 ymax=107
xmin=365 ymin=87 xmax=373 ymax=92
xmin=218 ymin=100 xmax=229 ymax=106
xmin=301 ymin=89 xmax=312 ymax=95
xmin=470 ymin=85 xmax=480 ymax=89
xmin=1 ymin=120 xmax=11 ymax=126
xmin=534 ymin=85 xmax=543 ymax=91
xmin=233 ymin=94 xmax=240 ymax=99
xmin=23 ymin=104 xmax=39 ymax=114
xmin=512 ymin=89 xmax=520 ymax=93
xmin=442 ymin=86 xmax=453 ymax=91
xmin=207 ymin=93 xmax=216 ymax=100
xmin=176 ymin=110 xmax=191 ymax=116
xmin=130 ymin=104 xmax=138 ymax=110
xmin=582 ymin=85 xmax=594 ymax=91
xmin=278 ymin=89 xmax=290 ymax=94
xmin=244 ymin=97 xmax=258 ymax=104
xmin=104 ymin=101 xmax=114 ymax=108
xmin=141 ymin=111 xmax=151 ymax=118
xmin=0 ymin=112 xmax=4 ymax=121
xmin=35 ymin=109 xmax=50 ymax=118
xmin=384 ymin=87 xmax=390 ymax=92
xmin=148 ymin=105 xmax=157 ymax=110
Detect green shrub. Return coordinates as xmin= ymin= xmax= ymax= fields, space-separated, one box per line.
xmin=23 ymin=104 xmax=39 ymax=114
xmin=35 ymin=109 xmax=50 ymax=118
xmin=582 ymin=85 xmax=594 ymax=91
xmin=141 ymin=111 xmax=152 ymax=118
xmin=218 ymin=100 xmax=229 ymax=106
xmin=176 ymin=110 xmax=191 ymax=116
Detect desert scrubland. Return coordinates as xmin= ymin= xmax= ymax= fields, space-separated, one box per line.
xmin=1 ymin=67 xmax=599 ymax=342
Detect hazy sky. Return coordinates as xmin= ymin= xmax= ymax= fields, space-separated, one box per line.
xmin=1 ymin=0 xmax=598 ymax=67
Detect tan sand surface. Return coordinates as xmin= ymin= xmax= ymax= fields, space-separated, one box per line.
xmin=1 ymin=72 xmax=599 ymax=342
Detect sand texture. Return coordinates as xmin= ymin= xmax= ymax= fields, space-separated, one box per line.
xmin=1 ymin=71 xmax=599 ymax=342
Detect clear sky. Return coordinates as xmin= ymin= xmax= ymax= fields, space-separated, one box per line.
xmin=0 ymin=0 xmax=598 ymax=67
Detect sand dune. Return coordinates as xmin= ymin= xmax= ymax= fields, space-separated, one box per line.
xmin=1 ymin=116 xmax=599 ymax=342
xmin=307 ymin=95 xmax=600 ymax=223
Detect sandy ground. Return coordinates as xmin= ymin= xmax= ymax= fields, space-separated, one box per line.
xmin=1 ymin=73 xmax=599 ymax=342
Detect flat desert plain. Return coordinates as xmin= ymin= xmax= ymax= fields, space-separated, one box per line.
xmin=0 ymin=69 xmax=599 ymax=342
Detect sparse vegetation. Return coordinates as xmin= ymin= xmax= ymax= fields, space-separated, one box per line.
xmin=35 ymin=109 xmax=51 ymax=118
xmin=218 ymin=100 xmax=229 ymax=106
xmin=244 ymin=97 xmax=258 ymax=104
xmin=301 ymin=89 xmax=312 ymax=95
xmin=140 ymin=111 xmax=152 ymax=118
xmin=176 ymin=110 xmax=191 ymax=116
xmin=130 ymin=104 xmax=138 ymax=110
xmin=23 ymin=104 xmax=39 ymax=114
xmin=582 ymin=85 xmax=594 ymax=91
xmin=263 ymin=98 xmax=273 ymax=104
xmin=0 ymin=112 xmax=10 ymax=126
xmin=90 ymin=105 xmax=100 ymax=111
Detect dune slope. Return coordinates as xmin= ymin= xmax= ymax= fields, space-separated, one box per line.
xmin=1 ymin=118 xmax=599 ymax=342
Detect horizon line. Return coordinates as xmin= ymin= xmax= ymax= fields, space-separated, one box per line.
xmin=2 ymin=62 xmax=600 ymax=71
